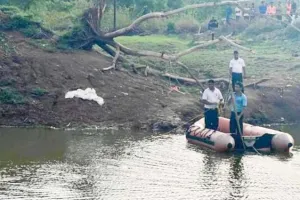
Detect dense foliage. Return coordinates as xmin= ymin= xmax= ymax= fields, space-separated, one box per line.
xmin=0 ymin=0 xmax=226 ymax=35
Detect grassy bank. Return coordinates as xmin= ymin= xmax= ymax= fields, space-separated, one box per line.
xmin=116 ymin=35 xmax=300 ymax=84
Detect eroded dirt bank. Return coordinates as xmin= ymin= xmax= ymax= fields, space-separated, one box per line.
xmin=0 ymin=32 xmax=299 ymax=131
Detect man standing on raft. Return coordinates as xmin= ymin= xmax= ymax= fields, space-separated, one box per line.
xmin=229 ymin=50 xmax=246 ymax=92
xmin=201 ymin=80 xmax=224 ymax=131
xmin=228 ymin=82 xmax=247 ymax=149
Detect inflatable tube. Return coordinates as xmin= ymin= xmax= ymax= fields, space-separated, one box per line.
xmin=187 ymin=117 xmax=294 ymax=153
xmin=186 ymin=121 xmax=235 ymax=152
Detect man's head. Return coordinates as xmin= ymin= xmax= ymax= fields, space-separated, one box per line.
xmin=235 ymin=82 xmax=243 ymax=93
xmin=234 ymin=50 xmax=239 ymax=60
xmin=208 ymin=79 xmax=215 ymax=90
xmin=270 ymin=2 xmax=274 ymax=6
xmin=261 ymin=1 xmax=265 ymax=5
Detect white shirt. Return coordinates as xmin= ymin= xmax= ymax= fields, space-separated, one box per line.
xmin=235 ymin=7 xmax=242 ymax=16
xmin=202 ymin=88 xmax=223 ymax=109
xmin=229 ymin=58 xmax=245 ymax=73
xmin=244 ymin=8 xmax=250 ymax=17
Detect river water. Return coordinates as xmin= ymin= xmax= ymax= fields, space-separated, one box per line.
xmin=0 ymin=125 xmax=299 ymax=200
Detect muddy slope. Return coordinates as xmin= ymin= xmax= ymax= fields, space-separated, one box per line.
xmin=0 ymin=32 xmax=300 ymax=130
xmin=0 ymin=32 xmax=199 ymax=129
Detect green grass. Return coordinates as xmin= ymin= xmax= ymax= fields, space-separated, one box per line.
xmin=31 ymin=88 xmax=48 ymax=97
xmin=117 ymin=35 xmax=190 ymax=54
xmin=0 ymin=87 xmax=25 ymax=104
xmin=116 ymin=35 xmax=300 ymax=81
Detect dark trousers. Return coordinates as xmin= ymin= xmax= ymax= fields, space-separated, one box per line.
xmin=230 ymin=111 xmax=244 ymax=149
xmin=204 ymin=108 xmax=219 ymax=130
xmin=232 ymin=72 xmax=244 ymax=92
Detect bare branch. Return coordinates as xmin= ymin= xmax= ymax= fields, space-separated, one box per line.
xmin=219 ymin=36 xmax=255 ymax=53
xmin=102 ymin=3 xmax=107 ymax=16
xmin=176 ymin=61 xmax=205 ymax=90
xmin=174 ymin=34 xmax=232 ymax=60
xmin=174 ymin=40 xmax=220 ymax=60
xmin=102 ymin=45 xmax=120 ymax=71
xmin=163 ymin=73 xmax=229 ymax=84
xmin=117 ymin=42 xmax=173 ymax=60
xmin=103 ymin=0 xmax=250 ymax=38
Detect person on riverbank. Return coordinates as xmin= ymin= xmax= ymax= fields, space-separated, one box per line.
xmin=235 ymin=6 xmax=242 ymax=21
xmin=243 ymin=3 xmax=251 ymax=20
xmin=259 ymin=1 xmax=267 ymax=15
xmin=276 ymin=1 xmax=285 ymax=20
xmin=229 ymin=50 xmax=246 ymax=93
xmin=267 ymin=2 xmax=277 ymax=15
xmin=250 ymin=3 xmax=256 ymax=21
xmin=226 ymin=5 xmax=233 ymax=25
xmin=291 ymin=0 xmax=297 ymax=16
xmin=287 ymin=0 xmax=292 ymax=15
xmin=208 ymin=17 xmax=218 ymax=30
xmin=228 ymin=82 xmax=247 ymax=149
xmin=201 ymin=80 xmax=224 ymax=131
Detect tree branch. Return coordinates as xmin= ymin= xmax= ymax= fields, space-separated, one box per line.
xmin=219 ymin=35 xmax=255 ymax=53
xmin=176 ymin=61 xmax=205 ymax=90
xmin=102 ymin=45 xmax=120 ymax=71
xmin=103 ymin=0 xmax=250 ymax=38
xmin=174 ymin=40 xmax=220 ymax=60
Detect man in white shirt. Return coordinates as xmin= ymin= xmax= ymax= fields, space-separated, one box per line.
xmin=229 ymin=50 xmax=246 ymax=92
xmin=235 ymin=7 xmax=242 ymax=21
xmin=201 ymin=80 xmax=224 ymax=130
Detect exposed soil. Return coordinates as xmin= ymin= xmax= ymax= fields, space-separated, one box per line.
xmin=0 ymin=31 xmax=299 ymax=131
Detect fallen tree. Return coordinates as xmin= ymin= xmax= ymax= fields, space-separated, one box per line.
xmin=59 ymin=0 xmax=254 ymax=89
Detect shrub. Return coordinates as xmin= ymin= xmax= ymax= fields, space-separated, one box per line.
xmin=167 ymin=22 xmax=176 ymax=34
xmin=175 ymin=17 xmax=199 ymax=34
xmin=0 ymin=79 xmax=16 ymax=87
xmin=138 ymin=19 xmax=167 ymax=34
xmin=0 ymin=87 xmax=25 ymax=104
xmin=0 ymin=5 xmax=21 ymax=16
xmin=31 ymin=88 xmax=48 ymax=97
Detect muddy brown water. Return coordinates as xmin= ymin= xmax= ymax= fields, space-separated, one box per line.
xmin=0 ymin=125 xmax=299 ymax=200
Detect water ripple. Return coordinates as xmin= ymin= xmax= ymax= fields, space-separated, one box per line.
xmin=0 ymin=129 xmax=300 ymax=200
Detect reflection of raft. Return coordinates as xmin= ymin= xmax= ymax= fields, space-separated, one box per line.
xmin=186 ymin=117 xmax=294 ymax=153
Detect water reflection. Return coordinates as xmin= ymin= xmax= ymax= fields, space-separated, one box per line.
xmin=228 ymin=155 xmax=247 ymax=200
xmin=0 ymin=127 xmax=299 ymax=200
xmin=0 ymin=128 xmax=66 ymax=167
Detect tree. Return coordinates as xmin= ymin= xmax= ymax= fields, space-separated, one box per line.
xmin=60 ymin=0 xmax=254 ymax=88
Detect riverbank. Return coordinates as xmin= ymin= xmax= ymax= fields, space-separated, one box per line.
xmin=0 ymin=32 xmax=300 ymax=131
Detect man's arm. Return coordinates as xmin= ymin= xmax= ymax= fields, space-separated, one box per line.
xmin=201 ymin=100 xmax=218 ymax=105
xmin=218 ymin=90 xmax=224 ymax=103
xmin=229 ymin=60 xmax=233 ymax=77
xmin=243 ymin=67 xmax=246 ymax=78
xmin=238 ymin=95 xmax=247 ymax=117
xmin=242 ymin=59 xmax=246 ymax=78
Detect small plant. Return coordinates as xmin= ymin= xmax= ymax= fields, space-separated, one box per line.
xmin=167 ymin=22 xmax=176 ymax=34
xmin=0 ymin=87 xmax=25 ymax=104
xmin=0 ymin=79 xmax=16 ymax=87
xmin=31 ymin=88 xmax=48 ymax=97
